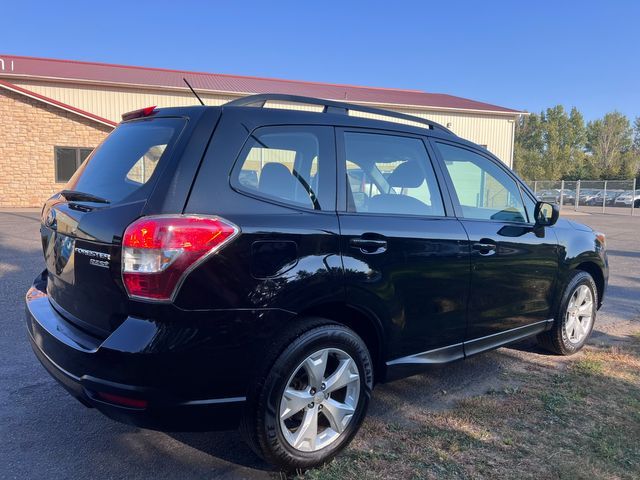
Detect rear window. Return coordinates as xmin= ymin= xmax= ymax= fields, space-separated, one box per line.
xmin=65 ymin=118 xmax=186 ymax=203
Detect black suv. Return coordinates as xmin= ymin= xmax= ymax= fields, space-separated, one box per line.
xmin=26 ymin=94 xmax=608 ymax=470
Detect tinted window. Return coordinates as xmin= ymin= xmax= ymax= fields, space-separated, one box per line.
xmin=235 ymin=127 xmax=331 ymax=210
xmin=343 ymin=132 xmax=444 ymax=216
xmin=66 ymin=118 xmax=185 ymax=203
xmin=437 ymin=143 xmax=527 ymax=223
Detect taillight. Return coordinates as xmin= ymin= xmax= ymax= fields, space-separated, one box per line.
xmin=122 ymin=215 xmax=239 ymax=301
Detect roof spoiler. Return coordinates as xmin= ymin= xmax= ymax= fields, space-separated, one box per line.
xmin=121 ymin=106 xmax=157 ymax=122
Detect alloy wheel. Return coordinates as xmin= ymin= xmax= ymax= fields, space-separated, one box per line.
xmin=279 ymin=348 xmax=361 ymax=452
xmin=564 ymin=284 xmax=594 ymax=344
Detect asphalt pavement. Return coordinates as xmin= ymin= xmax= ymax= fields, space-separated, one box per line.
xmin=1 ymin=210 xmax=638 ymax=479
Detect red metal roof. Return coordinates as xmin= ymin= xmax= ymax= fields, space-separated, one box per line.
xmin=0 ymin=54 xmax=521 ymax=114
xmin=0 ymin=79 xmax=117 ymax=127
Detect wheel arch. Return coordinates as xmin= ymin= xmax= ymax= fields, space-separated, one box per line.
xmin=297 ymin=302 xmax=386 ymax=384
xmin=574 ymin=261 xmax=605 ymax=307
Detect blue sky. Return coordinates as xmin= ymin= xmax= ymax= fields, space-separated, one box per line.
xmin=1 ymin=0 xmax=637 ymax=120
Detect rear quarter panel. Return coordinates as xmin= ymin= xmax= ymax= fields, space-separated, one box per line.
xmin=181 ymin=108 xmax=345 ymax=313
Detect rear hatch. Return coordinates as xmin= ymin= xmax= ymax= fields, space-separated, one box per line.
xmin=40 ymin=113 xmax=193 ymax=337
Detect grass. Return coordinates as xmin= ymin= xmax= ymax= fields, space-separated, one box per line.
xmin=297 ymin=332 xmax=640 ymax=480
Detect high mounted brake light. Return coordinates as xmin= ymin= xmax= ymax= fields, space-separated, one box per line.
xmin=121 ymin=106 xmax=157 ymax=121
xmin=121 ymin=215 xmax=239 ymax=301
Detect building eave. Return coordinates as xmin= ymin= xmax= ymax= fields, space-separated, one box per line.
xmin=0 ymin=79 xmax=117 ymax=128
xmin=0 ymin=73 xmax=525 ymax=118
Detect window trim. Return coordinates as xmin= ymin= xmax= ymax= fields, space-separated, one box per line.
xmin=229 ymin=125 xmax=337 ymax=213
xmin=335 ymin=127 xmax=453 ymax=218
xmin=430 ymin=138 xmax=534 ymax=225
xmin=518 ymin=183 xmax=536 ymax=223
xmin=54 ymin=146 xmax=93 ymax=183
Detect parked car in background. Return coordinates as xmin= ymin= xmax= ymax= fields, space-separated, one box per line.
xmin=562 ymin=189 xmax=576 ymax=205
xmin=539 ymin=189 xmax=575 ymax=205
xmin=586 ymin=189 xmax=624 ymax=206
xmin=577 ymin=189 xmax=601 ymax=206
xmin=25 ymin=94 xmax=609 ymax=471
xmin=614 ymin=190 xmax=640 ymax=207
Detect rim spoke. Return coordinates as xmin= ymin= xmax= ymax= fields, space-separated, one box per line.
xmin=322 ymin=398 xmax=355 ymax=434
xmin=292 ymin=408 xmax=318 ymax=450
xmin=576 ymin=286 xmax=588 ymax=306
xmin=574 ymin=318 xmax=584 ymax=339
xmin=565 ymin=316 xmax=576 ymax=338
xmin=281 ymin=388 xmax=312 ymax=421
xmin=578 ymin=301 xmax=593 ymax=315
xmin=324 ymin=358 xmax=359 ymax=394
xmin=304 ymin=350 xmax=329 ymax=388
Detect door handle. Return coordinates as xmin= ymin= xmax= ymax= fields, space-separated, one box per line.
xmin=350 ymin=238 xmax=388 ymax=254
xmin=472 ymin=240 xmax=497 ymax=256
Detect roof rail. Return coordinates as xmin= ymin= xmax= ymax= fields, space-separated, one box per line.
xmin=224 ymin=93 xmax=454 ymax=134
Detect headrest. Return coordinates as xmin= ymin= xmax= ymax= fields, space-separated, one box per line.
xmin=258 ymin=163 xmax=295 ymax=200
xmin=386 ymin=161 xmax=424 ymax=188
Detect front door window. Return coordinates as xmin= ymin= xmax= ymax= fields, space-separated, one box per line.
xmin=436 ymin=143 xmax=528 ymax=223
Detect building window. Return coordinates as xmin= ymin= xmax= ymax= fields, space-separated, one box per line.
xmin=55 ymin=147 xmax=93 ymax=183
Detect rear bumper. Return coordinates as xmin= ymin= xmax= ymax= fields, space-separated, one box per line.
xmin=25 ymin=272 xmax=252 ymax=432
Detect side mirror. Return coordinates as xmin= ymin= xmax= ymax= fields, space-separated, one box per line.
xmin=534 ymin=201 xmax=559 ymax=227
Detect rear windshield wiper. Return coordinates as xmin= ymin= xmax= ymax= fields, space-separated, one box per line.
xmin=60 ymin=189 xmax=110 ymax=204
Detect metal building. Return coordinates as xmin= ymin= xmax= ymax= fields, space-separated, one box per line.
xmin=0 ymin=54 xmax=523 ymax=207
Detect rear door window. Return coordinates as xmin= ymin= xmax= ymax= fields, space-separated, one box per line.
xmin=65 ymin=118 xmax=186 ymax=203
xmin=232 ymin=126 xmax=335 ymax=210
xmin=343 ymin=132 xmax=445 ymax=216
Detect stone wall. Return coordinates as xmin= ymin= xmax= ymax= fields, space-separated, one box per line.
xmin=0 ymin=89 xmax=112 ymax=208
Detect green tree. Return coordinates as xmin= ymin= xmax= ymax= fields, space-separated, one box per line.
xmin=565 ymin=107 xmax=588 ymax=178
xmin=586 ymin=112 xmax=632 ymax=178
xmin=618 ymin=150 xmax=640 ymax=180
xmin=514 ymin=107 xmax=638 ymax=181
xmin=541 ymin=106 xmax=569 ymax=179
xmin=514 ymin=105 xmax=586 ymax=180
xmin=633 ymin=117 xmax=640 ymax=153
xmin=513 ymin=112 xmax=544 ymax=180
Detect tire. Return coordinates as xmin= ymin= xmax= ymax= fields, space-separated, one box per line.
xmin=537 ymin=270 xmax=597 ymax=355
xmin=240 ymin=319 xmax=374 ymax=471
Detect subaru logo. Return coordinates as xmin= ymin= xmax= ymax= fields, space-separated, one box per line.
xmin=45 ymin=209 xmax=57 ymax=229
